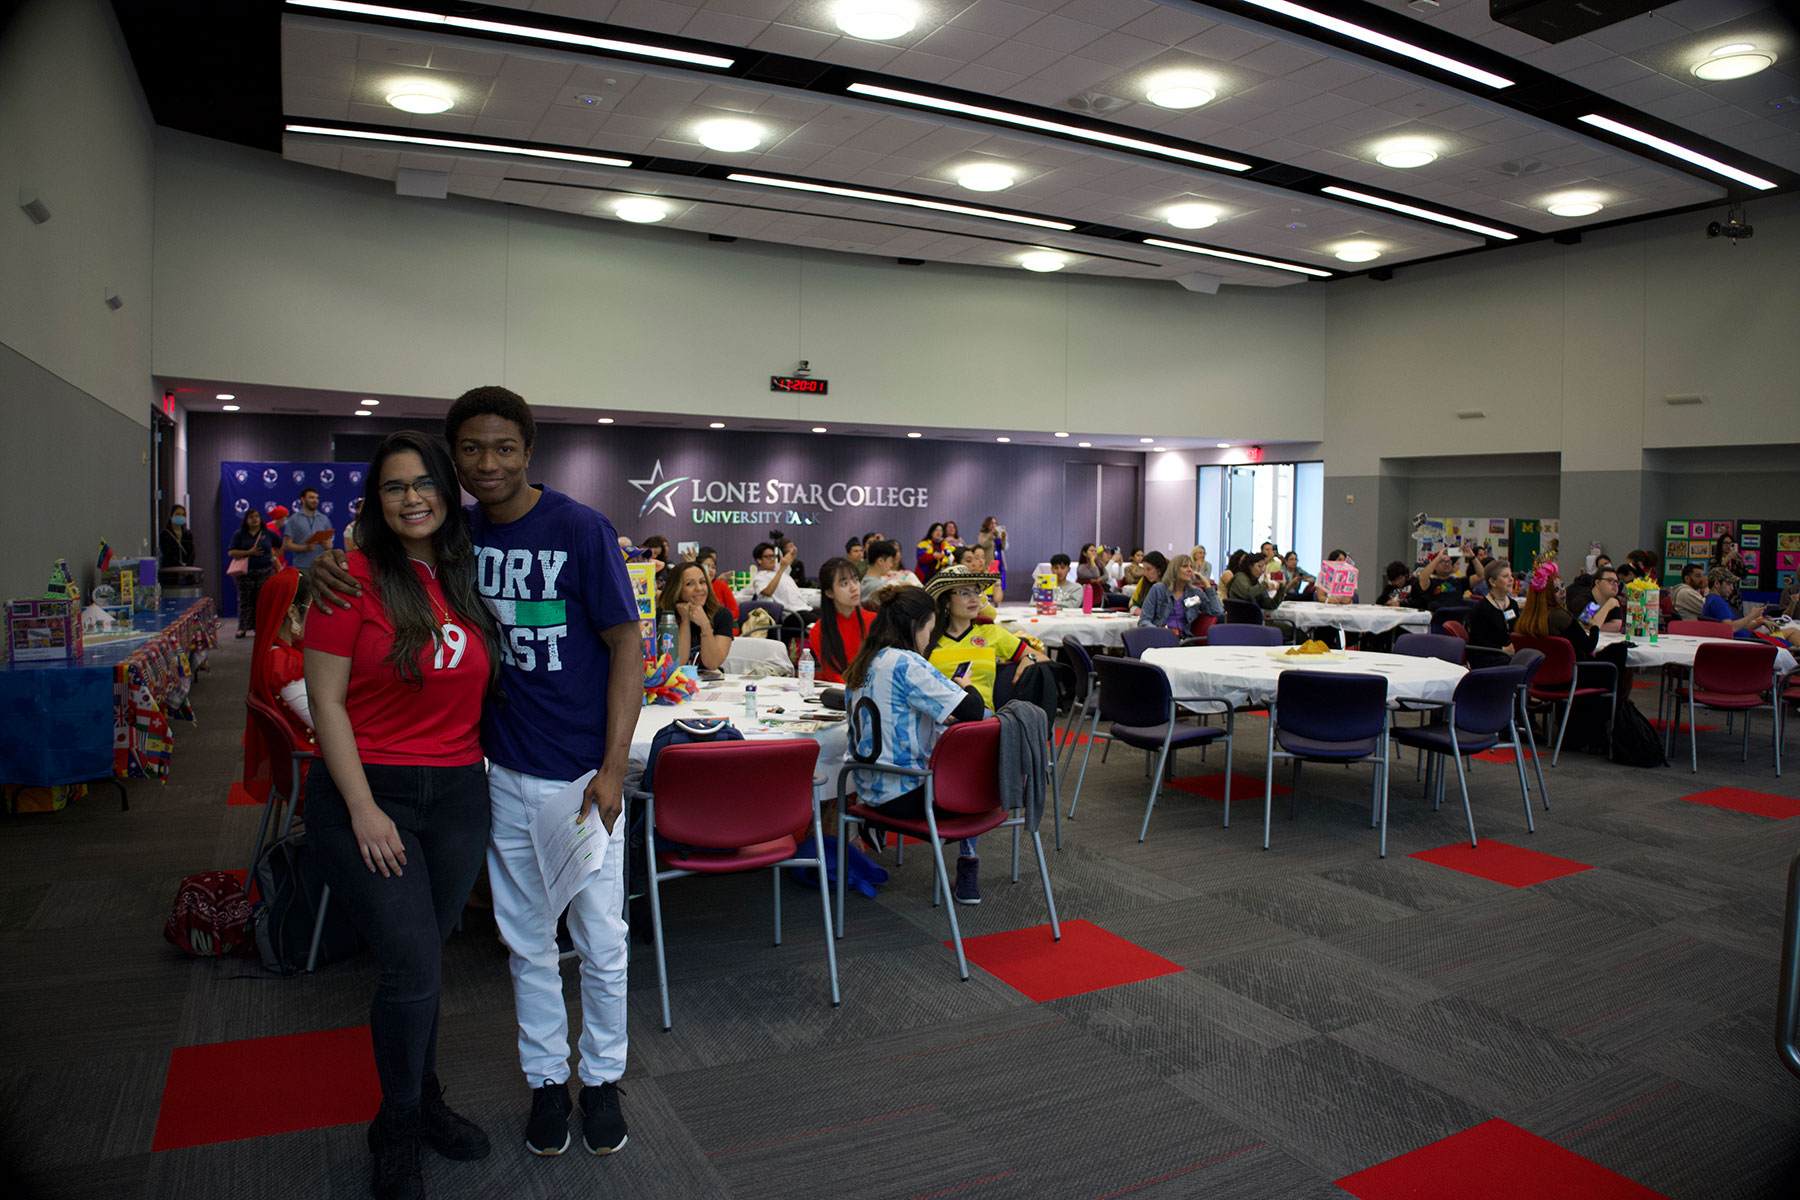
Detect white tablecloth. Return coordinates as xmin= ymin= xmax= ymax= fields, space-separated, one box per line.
xmin=733 ymin=586 xmax=819 ymax=615
xmin=1143 ymin=646 xmax=1466 ymax=712
xmin=994 ymin=604 xmax=1140 ymax=648
xmin=1274 ymin=602 xmax=1431 ymax=635
xmin=628 ymin=675 xmax=846 ymax=803
xmin=1596 ymin=632 xmax=1796 ymax=677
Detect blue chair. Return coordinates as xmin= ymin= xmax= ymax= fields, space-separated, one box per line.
xmin=1082 ymin=657 xmax=1234 ymax=840
xmin=739 ymin=597 xmax=784 ymax=628
xmin=1206 ymin=625 xmax=1283 ymax=648
xmin=1393 ymin=632 xmax=1466 ymax=664
xmin=1390 ymin=665 xmax=1535 ymax=847
xmin=1058 ymin=637 xmax=1100 ymax=792
xmin=1429 ymin=605 xmax=1474 ymax=636
xmin=1121 ymin=626 xmax=1180 ymax=659
xmin=1263 ymin=671 xmax=1392 ymax=856
xmin=1508 ymin=648 xmax=1551 ymax=811
xmin=1101 ymin=592 xmax=1130 ymax=611
xmin=1223 ymin=598 xmax=1264 ymax=625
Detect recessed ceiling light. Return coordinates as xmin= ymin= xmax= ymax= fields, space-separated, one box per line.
xmin=1375 ymin=140 xmax=1438 ymax=169
xmin=1145 ymin=78 xmax=1216 ymax=110
xmin=284 ymin=124 xmax=634 ymax=168
xmin=362 ymin=398 xmax=379 ymax=406
xmin=1164 ymin=202 xmax=1221 ymax=229
xmin=1233 ymin=0 xmax=1513 ymax=88
xmin=834 ymin=0 xmax=918 ymax=40
xmin=708 ymin=421 xmax=726 ymax=428
xmin=215 ymin=393 xmax=235 ymax=400
xmin=354 ymin=409 xmax=372 ymax=416
xmin=1054 ymin=431 xmax=1070 ymax=438
xmin=845 ymin=82 xmax=1253 ymax=172
xmin=1692 ymin=45 xmax=1776 ymax=81
xmin=1318 ymin=186 xmax=1519 ymax=239
xmin=1576 ymin=114 xmax=1776 ymax=190
xmin=695 ymin=118 xmax=763 ymax=153
xmin=1334 ymin=241 xmax=1382 ymax=262
xmin=285 ymin=2 xmax=736 ymax=69
xmin=386 ymin=89 xmax=453 ymax=115
xmin=906 ymin=431 xmax=922 ymax=438
xmin=1153 ymin=446 xmax=1167 ymax=452
xmin=1546 ymin=196 xmax=1603 ymax=218
xmin=996 ymin=436 xmax=1011 ymax=443
xmin=811 ymin=426 xmax=828 ymax=433
xmin=1077 ymin=442 xmax=1092 ymax=448
xmin=221 ymin=404 xmax=240 ymax=412
xmin=955 ymin=163 xmax=1016 ymax=192
xmin=1139 ymin=437 xmax=1155 ymax=444
xmin=1217 ymin=442 xmax=1230 ymax=448
xmin=614 ymin=197 xmax=669 ymax=223
xmin=1019 ymin=251 xmax=1066 ymax=272
xmin=1144 ymin=238 xmax=1336 ymax=277
xmin=726 ymin=173 xmax=1075 ymax=230
xmin=597 ymin=417 xmax=614 ymax=423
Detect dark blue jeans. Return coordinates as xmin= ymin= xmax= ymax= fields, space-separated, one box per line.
xmin=307 ymin=761 xmax=491 ymax=1110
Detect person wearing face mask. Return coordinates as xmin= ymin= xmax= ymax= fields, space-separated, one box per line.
xmin=160 ymin=505 xmax=196 ymax=569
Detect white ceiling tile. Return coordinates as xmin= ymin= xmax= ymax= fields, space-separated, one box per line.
xmin=949 ymin=1 xmax=1047 ymax=39
xmin=1012 ymin=15 xmax=1108 ymax=54
xmin=942 ymin=63 xmax=1029 ymax=93
xmin=679 ymin=10 xmax=769 ymax=43
xmin=883 ymin=50 xmax=964 ymax=83
xmin=973 ymin=38 xmax=1066 ymax=76
xmin=607 ymin=0 xmax=692 ymax=35
xmin=1562 ymin=57 xmax=1657 ymax=90
xmin=911 ymin=23 xmax=1009 ymax=61
xmin=1070 ymin=30 xmax=1167 ymax=69
xmin=747 ymin=22 xmax=838 ymax=56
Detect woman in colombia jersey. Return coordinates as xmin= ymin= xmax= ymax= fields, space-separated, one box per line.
xmin=303 ymin=430 xmax=503 ymax=1200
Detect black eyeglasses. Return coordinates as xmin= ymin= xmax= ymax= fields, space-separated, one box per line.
xmin=379 ymin=477 xmax=440 ymax=501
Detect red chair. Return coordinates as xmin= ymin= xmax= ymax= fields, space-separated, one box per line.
xmin=1510 ymin=634 xmax=1616 ymax=767
xmin=635 ymin=738 xmax=837 ymax=1029
xmin=243 ymin=696 xmax=314 ymax=881
xmin=1188 ymin=613 xmax=1218 ymax=644
xmin=1441 ymin=620 xmax=1470 ymax=643
xmin=1670 ymin=641 xmax=1780 ymax=776
xmin=1668 ymin=620 xmax=1733 ymax=638
xmin=836 ymin=719 xmax=1060 ymax=980
xmin=1659 ymin=621 xmax=1735 ymax=728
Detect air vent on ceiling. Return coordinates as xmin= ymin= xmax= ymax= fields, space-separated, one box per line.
xmin=1664 ymin=394 xmax=1705 ymax=406
xmin=1495 ymin=159 xmax=1545 ymax=177
xmin=1066 ymin=91 xmax=1131 ymax=116
xmin=273 ymin=406 xmax=320 ymax=414
xmin=741 ymin=53 xmax=830 ymax=87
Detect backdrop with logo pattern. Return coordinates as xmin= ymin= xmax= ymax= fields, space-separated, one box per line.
xmin=217 ymin=462 xmax=361 ymax=617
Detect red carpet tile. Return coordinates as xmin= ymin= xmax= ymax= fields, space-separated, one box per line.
xmin=153 ymin=1026 xmax=380 ymax=1150
xmin=951 ymin=918 xmax=1183 ymax=1002
xmin=1632 ymin=679 xmax=1659 ymax=689
xmin=226 ymin=781 xmax=266 ymax=807
xmin=1051 ymin=728 xmax=1095 ymax=747
xmin=1471 ymin=746 xmax=1539 ymax=764
xmin=1409 ymin=840 xmax=1593 ymax=888
xmin=1647 ymin=719 xmax=1720 ymax=735
xmin=1167 ymin=773 xmax=1290 ymax=800
xmin=1336 ymin=1118 xmax=1667 ymax=1199
xmin=1684 ymin=787 xmax=1800 ymax=819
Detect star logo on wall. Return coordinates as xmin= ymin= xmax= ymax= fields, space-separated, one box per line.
xmin=629 ymin=459 xmax=691 ymax=519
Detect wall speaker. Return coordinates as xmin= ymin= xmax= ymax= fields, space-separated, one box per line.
xmin=19 ymin=188 xmax=50 ymax=224
xmin=1176 ymin=271 xmax=1221 ymax=295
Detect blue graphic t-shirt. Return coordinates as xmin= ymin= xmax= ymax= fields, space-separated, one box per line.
xmin=469 ymin=487 xmax=639 ymax=782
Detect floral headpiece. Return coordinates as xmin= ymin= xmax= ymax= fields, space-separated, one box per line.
xmin=1528 ymin=560 xmax=1559 ymax=592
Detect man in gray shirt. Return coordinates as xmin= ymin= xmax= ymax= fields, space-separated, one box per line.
xmin=283 ymin=487 xmax=334 ymax=571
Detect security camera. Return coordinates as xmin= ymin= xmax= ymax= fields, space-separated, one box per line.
xmin=795 ymin=360 xmax=811 ymax=376
xmin=1707 ymin=208 xmax=1753 ymax=243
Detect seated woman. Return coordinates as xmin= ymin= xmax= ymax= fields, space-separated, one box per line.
xmin=806 ymin=557 xmax=872 ymax=684
xmin=1702 ymin=567 xmax=1773 ymax=637
xmin=843 ymin=586 xmax=986 ymax=900
xmin=1517 ymin=562 xmax=1596 ymax=658
xmin=1226 ymin=553 xmax=1300 ymax=612
xmin=697 ymin=545 xmax=740 ymax=620
xmin=916 ymin=522 xmax=949 ymax=580
xmin=1216 ymin=549 xmax=1247 ymax=595
xmin=1120 ymin=548 xmax=1146 ymax=591
xmin=639 ymin=534 xmax=672 ymax=582
xmin=1465 ymin=559 xmax=1519 ymax=667
xmin=303 ymin=430 xmax=502 ymax=1195
xmin=1073 ymin=544 xmax=1103 ymax=605
xmin=1129 ymin=551 xmax=1167 ymax=613
xmin=661 ymin=562 xmax=733 ymax=669
xmin=1137 ymin=553 xmax=1222 ymax=633
xmin=924 ymin=565 xmax=1046 ymax=713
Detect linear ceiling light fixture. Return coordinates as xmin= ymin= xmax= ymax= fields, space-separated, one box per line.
xmin=1143 ymin=237 xmax=1333 ymax=278
xmin=1233 ymin=0 xmax=1513 ymax=89
xmin=1319 ymin=185 xmax=1517 ymax=239
xmin=844 ymin=82 xmax=1252 ymax=172
xmin=724 ymin=173 xmax=1077 ymax=230
xmin=284 ymin=123 xmax=635 ymax=167
xmin=1576 ymin=114 xmax=1776 ymax=191
xmin=285 ymin=1 xmax=735 ymax=69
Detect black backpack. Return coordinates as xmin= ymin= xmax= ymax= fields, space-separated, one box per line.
xmin=1610 ymin=697 xmax=1668 ymax=769
xmin=629 ymin=719 xmax=745 ymax=900
xmin=252 ymin=832 xmax=360 ymax=975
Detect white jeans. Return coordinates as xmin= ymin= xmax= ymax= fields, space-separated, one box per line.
xmin=487 ymin=765 xmax=629 ymax=1088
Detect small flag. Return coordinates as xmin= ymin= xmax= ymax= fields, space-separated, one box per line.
xmin=96 ymin=540 xmax=114 ymax=571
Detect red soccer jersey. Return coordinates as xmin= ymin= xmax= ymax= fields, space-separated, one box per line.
xmin=304 ymin=553 xmax=489 ymax=766
xmin=807 ymin=607 xmax=871 ymax=684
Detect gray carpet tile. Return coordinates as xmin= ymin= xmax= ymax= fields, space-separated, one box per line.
xmin=5 ymin=635 xmax=1800 ymax=1198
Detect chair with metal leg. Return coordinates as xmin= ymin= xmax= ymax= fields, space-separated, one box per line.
xmin=1390 ymin=665 xmax=1534 ymax=846
xmin=1262 ymin=671 xmax=1392 ymax=856
xmin=1080 ymin=657 xmax=1233 ymax=841
xmin=1121 ymin=626 xmax=1180 ymax=659
xmin=836 ymin=719 xmax=1058 ymax=980
xmin=1508 ymin=648 xmax=1551 ymax=811
xmin=1509 ymin=634 xmax=1617 ymax=767
xmin=1670 ymin=640 xmax=1781 ymax=776
xmin=633 ymin=737 xmax=837 ymax=1030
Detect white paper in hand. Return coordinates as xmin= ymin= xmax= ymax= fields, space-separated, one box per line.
xmin=528 ymin=769 xmax=608 ymax=919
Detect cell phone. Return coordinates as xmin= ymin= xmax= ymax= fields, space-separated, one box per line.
xmin=1580 ymin=602 xmax=1600 ymax=624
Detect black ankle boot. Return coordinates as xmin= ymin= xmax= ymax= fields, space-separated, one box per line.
xmin=418 ymin=1074 xmax=491 ymax=1161
xmin=365 ymin=1102 xmax=425 ymax=1200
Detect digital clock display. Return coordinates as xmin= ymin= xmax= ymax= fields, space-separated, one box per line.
xmin=771 ymin=375 xmax=828 ymax=394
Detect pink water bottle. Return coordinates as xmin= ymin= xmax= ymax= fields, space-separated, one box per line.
xmin=1082 ymin=586 xmax=1093 ymax=614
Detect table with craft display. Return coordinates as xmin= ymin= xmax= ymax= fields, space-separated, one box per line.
xmin=0 ymin=598 xmax=218 ymax=805
xmin=1142 ymin=644 xmax=1467 ymax=713
xmin=1273 ymin=601 xmax=1432 ymax=640
xmin=994 ymin=604 xmax=1139 ymax=649
xmin=629 ymin=674 xmax=848 ymax=804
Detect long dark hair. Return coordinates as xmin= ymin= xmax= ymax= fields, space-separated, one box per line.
xmin=843 ymin=586 xmax=936 ymax=689
xmin=922 ymin=522 xmax=944 ymax=543
xmin=358 ymin=431 xmax=502 ymax=692
xmin=814 ymin=557 xmax=869 ymax=678
xmin=658 ymin=562 xmax=717 ymax=618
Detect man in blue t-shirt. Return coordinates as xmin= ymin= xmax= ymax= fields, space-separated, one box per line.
xmin=1701 ymin=567 xmax=1773 ymax=638
xmin=310 ymin=387 xmax=642 ymax=1166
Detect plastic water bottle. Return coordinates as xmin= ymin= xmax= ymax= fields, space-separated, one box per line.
xmin=1082 ymin=585 xmax=1093 ymax=614
xmin=657 ymin=612 xmax=677 ymax=661
xmin=744 ymin=683 xmax=758 ymax=721
xmin=797 ymin=646 xmax=816 ymax=693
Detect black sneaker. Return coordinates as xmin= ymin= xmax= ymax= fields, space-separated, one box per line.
xmin=578 ymin=1082 xmax=629 ymax=1155
xmin=524 ymin=1079 xmax=572 ymax=1156
xmin=418 ymin=1074 xmax=490 ymax=1161
xmin=365 ymin=1102 xmax=425 ymax=1200
xmin=954 ymin=856 xmax=981 ymax=905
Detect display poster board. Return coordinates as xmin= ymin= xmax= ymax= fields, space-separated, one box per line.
xmin=1734 ymin=520 xmax=1800 ymax=592
xmin=1418 ymin=516 xmax=1511 ymax=565
xmin=1662 ymin=518 xmax=1734 ymax=586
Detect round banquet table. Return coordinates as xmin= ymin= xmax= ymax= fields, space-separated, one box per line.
xmin=1142 ymin=645 xmax=1467 ymax=713
xmin=628 ymin=674 xmax=846 ymax=803
xmin=994 ymin=604 xmax=1140 ymax=649
xmin=1596 ymin=632 xmax=1796 ymax=677
xmin=1274 ymin=601 xmax=1431 ymax=636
